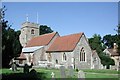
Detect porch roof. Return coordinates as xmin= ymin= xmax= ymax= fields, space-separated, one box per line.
xmin=22 ymin=46 xmax=44 ymax=53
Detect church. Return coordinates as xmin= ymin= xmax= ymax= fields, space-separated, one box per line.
xmin=18 ymin=21 xmax=102 ymax=69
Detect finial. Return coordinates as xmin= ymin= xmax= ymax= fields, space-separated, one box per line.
xmin=26 ymin=14 xmax=28 ymax=22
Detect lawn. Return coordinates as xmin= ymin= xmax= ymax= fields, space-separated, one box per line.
xmin=0 ymin=68 xmax=119 ymax=80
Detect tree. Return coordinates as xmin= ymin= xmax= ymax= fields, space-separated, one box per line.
xmin=103 ymin=34 xmax=118 ymax=48
xmin=116 ymin=24 xmax=120 ymax=55
xmin=88 ymin=34 xmax=115 ymax=67
xmin=39 ymin=25 xmax=53 ymax=35
xmin=89 ymin=34 xmax=106 ymax=51
xmin=1 ymin=6 xmax=22 ymax=68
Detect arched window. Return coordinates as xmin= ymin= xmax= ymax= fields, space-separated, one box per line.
xmin=31 ymin=29 xmax=34 ymax=34
xmin=80 ymin=47 xmax=86 ymax=61
xmin=56 ymin=59 xmax=58 ymax=64
xmin=63 ymin=53 xmax=67 ymax=61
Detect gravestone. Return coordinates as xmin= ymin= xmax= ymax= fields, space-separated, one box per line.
xmin=29 ymin=69 xmax=37 ymax=78
xmin=78 ymin=70 xmax=85 ymax=80
xmin=11 ymin=62 xmax=17 ymax=71
xmin=68 ymin=66 xmax=74 ymax=77
xmin=60 ymin=66 xmax=66 ymax=78
xmin=24 ymin=64 xmax=30 ymax=74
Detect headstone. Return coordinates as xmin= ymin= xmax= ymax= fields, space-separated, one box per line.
xmin=110 ymin=65 xmax=112 ymax=70
xmin=11 ymin=62 xmax=17 ymax=71
xmin=29 ymin=69 xmax=37 ymax=77
xmin=78 ymin=70 xmax=85 ymax=80
xmin=68 ymin=66 xmax=74 ymax=77
xmin=60 ymin=66 xmax=66 ymax=78
xmin=104 ymin=65 xmax=107 ymax=69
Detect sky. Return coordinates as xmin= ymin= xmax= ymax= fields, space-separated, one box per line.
xmin=2 ymin=2 xmax=119 ymax=38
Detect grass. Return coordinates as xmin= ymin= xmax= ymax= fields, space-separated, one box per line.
xmin=0 ymin=68 xmax=23 ymax=74
xmin=82 ymin=69 xmax=119 ymax=74
xmin=0 ymin=68 xmax=119 ymax=79
xmin=32 ymin=68 xmax=119 ymax=78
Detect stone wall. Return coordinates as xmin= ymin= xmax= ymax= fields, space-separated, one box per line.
xmin=44 ymin=32 xmax=60 ymax=63
xmin=33 ymin=47 xmax=45 ymax=65
xmin=73 ymin=34 xmax=92 ymax=69
xmin=50 ymin=52 xmax=73 ymax=69
xmin=50 ymin=34 xmax=93 ymax=69
xmin=92 ymin=51 xmax=102 ymax=69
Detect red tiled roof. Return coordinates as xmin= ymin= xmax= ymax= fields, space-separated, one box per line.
xmin=108 ymin=49 xmax=119 ymax=56
xmin=47 ymin=32 xmax=84 ymax=52
xmin=26 ymin=32 xmax=57 ymax=47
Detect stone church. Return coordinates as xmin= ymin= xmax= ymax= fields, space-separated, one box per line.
xmin=18 ymin=21 xmax=102 ymax=69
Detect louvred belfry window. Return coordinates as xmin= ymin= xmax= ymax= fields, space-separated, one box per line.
xmin=31 ymin=29 xmax=34 ymax=34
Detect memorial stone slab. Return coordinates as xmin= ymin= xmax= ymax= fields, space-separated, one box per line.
xmin=60 ymin=66 xmax=66 ymax=78
xmin=78 ymin=70 xmax=85 ymax=80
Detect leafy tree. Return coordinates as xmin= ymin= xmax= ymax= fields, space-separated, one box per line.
xmin=39 ymin=25 xmax=53 ymax=35
xmin=88 ymin=34 xmax=115 ymax=67
xmin=103 ymin=34 xmax=118 ymax=48
xmin=1 ymin=6 xmax=22 ymax=68
xmin=89 ymin=34 xmax=106 ymax=51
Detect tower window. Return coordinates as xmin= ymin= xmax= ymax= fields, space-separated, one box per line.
xmin=31 ymin=29 xmax=34 ymax=34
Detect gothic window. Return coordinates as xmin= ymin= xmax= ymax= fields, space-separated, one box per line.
xmin=63 ymin=53 xmax=67 ymax=61
xmin=31 ymin=29 xmax=34 ymax=34
xmin=80 ymin=47 xmax=86 ymax=61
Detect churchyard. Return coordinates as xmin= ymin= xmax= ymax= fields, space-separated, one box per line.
xmin=1 ymin=67 xmax=119 ymax=80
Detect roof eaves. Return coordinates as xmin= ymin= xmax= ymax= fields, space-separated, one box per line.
xmin=46 ymin=50 xmax=73 ymax=53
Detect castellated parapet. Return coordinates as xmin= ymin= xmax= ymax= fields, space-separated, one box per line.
xmin=21 ymin=22 xmax=39 ymax=29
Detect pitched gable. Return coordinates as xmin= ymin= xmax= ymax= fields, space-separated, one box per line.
xmin=47 ymin=32 xmax=84 ymax=52
xmin=26 ymin=32 xmax=58 ymax=47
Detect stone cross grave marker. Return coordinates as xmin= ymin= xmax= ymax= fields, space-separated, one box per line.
xmin=68 ymin=65 xmax=74 ymax=77
xmin=78 ymin=70 xmax=85 ymax=80
xmin=60 ymin=66 xmax=66 ymax=78
xmin=51 ymin=72 xmax=55 ymax=78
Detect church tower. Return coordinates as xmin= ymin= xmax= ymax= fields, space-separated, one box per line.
xmin=19 ymin=22 xmax=39 ymax=47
